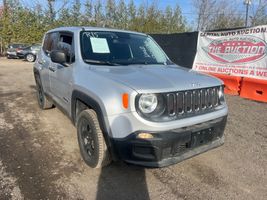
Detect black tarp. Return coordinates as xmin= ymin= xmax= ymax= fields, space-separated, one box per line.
xmin=150 ymin=27 xmax=247 ymax=69
xmin=150 ymin=32 xmax=198 ymax=69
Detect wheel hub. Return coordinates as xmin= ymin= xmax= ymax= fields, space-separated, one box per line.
xmin=27 ymin=54 xmax=34 ymax=62
xmin=81 ymin=120 xmax=95 ymax=157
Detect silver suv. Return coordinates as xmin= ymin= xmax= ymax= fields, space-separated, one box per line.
xmin=33 ymin=27 xmax=228 ymax=168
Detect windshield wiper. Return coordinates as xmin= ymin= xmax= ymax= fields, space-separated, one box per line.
xmin=127 ymin=61 xmax=168 ymax=65
xmin=84 ymin=59 xmax=120 ymax=66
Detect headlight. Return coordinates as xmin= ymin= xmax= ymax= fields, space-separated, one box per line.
xmin=137 ymin=93 xmax=166 ymax=119
xmin=138 ymin=93 xmax=158 ymax=114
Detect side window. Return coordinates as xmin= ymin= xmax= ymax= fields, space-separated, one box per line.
xmin=58 ymin=32 xmax=75 ymax=63
xmin=59 ymin=34 xmax=72 ymax=45
xmin=42 ymin=32 xmax=58 ymax=56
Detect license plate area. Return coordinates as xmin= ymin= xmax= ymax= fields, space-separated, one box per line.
xmin=171 ymin=127 xmax=216 ymax=156
xmin=190 ymin=128 xmax=215 ymax=148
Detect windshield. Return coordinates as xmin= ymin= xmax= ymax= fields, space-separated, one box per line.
xmin=80 ymin=31 xmax=171 ymax=65
xmin=32 ymin=45 xmax=41 ymax=50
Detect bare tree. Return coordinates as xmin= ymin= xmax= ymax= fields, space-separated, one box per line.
xmin=193 ymin=0 xmax=217 ymax=31
xmin=250 ymin=0 xmax=267 ymax=26
xmin=207 ymin=0 xmax=244 ymax=30
xmin=192 ymin=0 xmax=246 ymax=31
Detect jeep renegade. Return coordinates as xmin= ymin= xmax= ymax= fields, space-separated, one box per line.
xmin=33 ymin=27 xmax=228 ymax=168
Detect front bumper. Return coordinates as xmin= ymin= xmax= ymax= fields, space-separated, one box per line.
xmin=7 ymin=52 xmax=17 ymax=58
xmin=112 ymin=116 xmax=227 ymax=167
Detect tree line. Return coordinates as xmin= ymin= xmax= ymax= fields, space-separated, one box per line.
xmin=0 ymin=0 xmax=187 ymax=46
xmin=0 ymin=0 xmax=266 ymax=48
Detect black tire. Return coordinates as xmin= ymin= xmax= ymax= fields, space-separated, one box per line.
xmin=77 ymin=109 xmax=111 ymax=168
xmin=35 ymin=76 xmax=53 ymax=109
xmin=26 ymin=54 xmax=36 ymax=62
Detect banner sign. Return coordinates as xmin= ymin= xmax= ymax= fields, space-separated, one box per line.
xmin=192 ymin=25 xmax=267 ymax=80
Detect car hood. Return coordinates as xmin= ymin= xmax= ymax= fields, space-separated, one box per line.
xmin=90 ymin=65 xmax=222 ymax=93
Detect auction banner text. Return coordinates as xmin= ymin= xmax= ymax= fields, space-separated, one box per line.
xmin=193 ymin=25 xmax=267 ymax=80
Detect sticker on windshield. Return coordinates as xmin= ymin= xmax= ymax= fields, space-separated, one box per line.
xmin=90 ymin=37 xmax=110 ymax=53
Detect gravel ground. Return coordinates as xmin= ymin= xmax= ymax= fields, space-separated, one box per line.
xmin=0 ymin=58 xmax=266 ymax=200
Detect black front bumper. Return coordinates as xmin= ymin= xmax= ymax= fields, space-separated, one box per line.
xmin=112 ymin=116 xmax=227 ymax=167
xmin=7 ymin=53 xmax=17 ymax=58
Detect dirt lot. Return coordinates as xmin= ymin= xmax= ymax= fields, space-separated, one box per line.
xmin=0 ymin=58 xmax=266 ymax=200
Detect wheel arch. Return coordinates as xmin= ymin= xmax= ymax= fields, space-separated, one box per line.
xmin=71 ymin=90 xmax=118 ymax=160
xmin=33 ymin=67 xmax=41 ymax=84
xmin=33 ymin=67 xmax=39 ymax=76
xmin=71 ymin=90 xmax=106 ymax=128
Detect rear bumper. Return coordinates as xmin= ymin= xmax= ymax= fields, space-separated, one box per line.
xmin=112 ymin=116 xmax=227 ymax=167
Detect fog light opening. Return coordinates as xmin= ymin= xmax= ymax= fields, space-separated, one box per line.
xmin=137 ymin=132 xmax=154 ymax=139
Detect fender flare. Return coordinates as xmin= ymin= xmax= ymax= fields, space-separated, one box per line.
xmin=71 ymin=90 xmax=118 ymax=160
xmin=71 ymin=90 xmax=106 ymax=128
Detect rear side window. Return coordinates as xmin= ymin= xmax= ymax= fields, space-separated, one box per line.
xmin=42 ymin=32 xmax=58 ymax=56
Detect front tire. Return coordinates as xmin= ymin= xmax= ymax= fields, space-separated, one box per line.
xmin=35 ymin=76 xmax=53 ymax=109
xmin=77 ymin=109 xmax=111 ymax=168
xmin=26 ymin=54 xmax=36 ymax=62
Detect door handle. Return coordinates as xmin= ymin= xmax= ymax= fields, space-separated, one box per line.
xmin=49 ymin=66 xmax=56 ymax=72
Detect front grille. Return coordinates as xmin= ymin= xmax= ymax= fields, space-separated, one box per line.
xmin=166 ymin=87 xmax=221 ymax=118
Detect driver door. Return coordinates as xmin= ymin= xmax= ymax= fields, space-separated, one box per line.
xmin=49 ymin=32 xmax=74 ymax=112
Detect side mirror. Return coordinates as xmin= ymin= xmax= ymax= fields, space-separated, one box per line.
xmin=50 ymin=50 xmax=69 ymax=67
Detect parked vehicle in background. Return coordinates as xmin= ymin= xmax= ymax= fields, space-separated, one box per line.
xmin=6 ymin=43 xmax=27 ymax=59
xmin=34 ymin=27 xmax=228 ymax=168
xmin=17 ymin=44 xmax=41 ymax=62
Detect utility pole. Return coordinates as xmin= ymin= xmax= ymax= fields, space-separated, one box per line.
xmin=244 ymin=0 xmax=252 ymax=27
